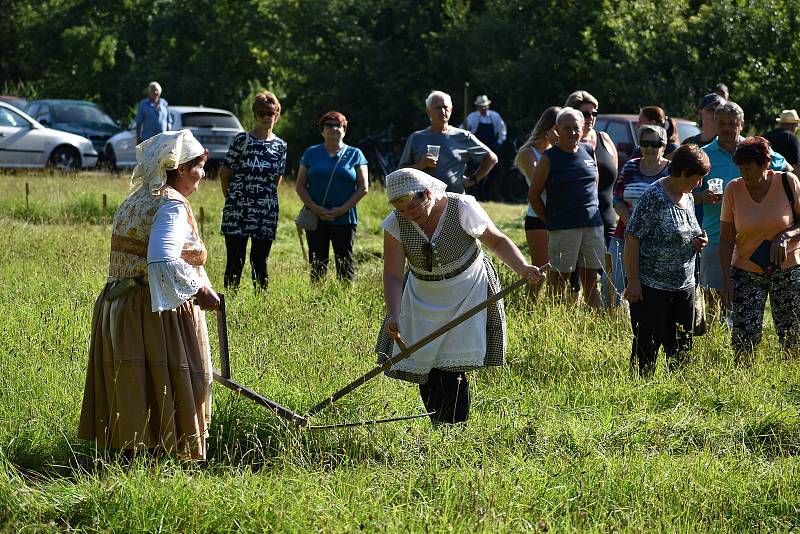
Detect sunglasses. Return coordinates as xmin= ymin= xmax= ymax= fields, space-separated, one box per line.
xmin=324 ymin=122 xmax=344 ymax=129
xmin=640 ymin=140 xmax=665 ymax=148
xmin=255 ymin=109 xmax=277 ymax=118
xmin=582 ymin=111 xmax=598 ymax=119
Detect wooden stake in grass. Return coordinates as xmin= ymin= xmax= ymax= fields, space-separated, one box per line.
xmin=199 ymin=207 xmax=205 ymax=239
xmin=604 ymin=251 xmax=614 ymax=306
xmin=297 ymin=226 xmax=308 ymax=263
xmin=25 ymin=182 xmax=29 ymax=210
xmin=102 ymin=193 xmax=107 ymax=211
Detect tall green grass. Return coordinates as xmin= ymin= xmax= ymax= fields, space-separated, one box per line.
xmin=1 ymin=171 xmax=799 ymax=531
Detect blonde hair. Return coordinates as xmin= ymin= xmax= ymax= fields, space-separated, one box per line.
xmin=564 ymin=90 xmax=599 ymax=109
xmin=514 ymin=106 xmax=561 ymax=168
xmin=253 ymin=90 xmax=281 ymax=113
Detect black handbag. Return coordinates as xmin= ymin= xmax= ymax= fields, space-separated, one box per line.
xmin=781 ymin=172 xmax=798 ymax=225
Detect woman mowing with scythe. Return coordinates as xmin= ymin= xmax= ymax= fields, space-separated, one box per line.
xmin=376 ymin=168 xmax=543 ymax=425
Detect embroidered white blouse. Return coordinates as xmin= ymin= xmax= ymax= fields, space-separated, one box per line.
xmin=147 ymin=200 xmax=211 ymax=312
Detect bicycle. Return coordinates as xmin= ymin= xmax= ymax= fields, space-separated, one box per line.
xmin=358 ymin=126 xmax=405 ymax=186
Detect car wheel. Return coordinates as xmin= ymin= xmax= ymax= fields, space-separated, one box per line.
xmin=105 ymin=145 xmax=118 ymax=172
xmin=50 ymin=146 xmax=80 ymax=172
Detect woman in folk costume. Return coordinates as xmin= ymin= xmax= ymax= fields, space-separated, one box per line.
xmin=78 ymin=130 xmax=220 ymax=460
xmin=376 ymin=168 xmax=543 ymax=424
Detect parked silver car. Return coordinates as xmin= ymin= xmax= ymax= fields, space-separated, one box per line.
xmin=105 ymin=106 xmax=244 ymax=170
xmin=0 ymin=101 xmax=99 ymax=170
xmin=24 ymin=99 xmax=122 ymax=158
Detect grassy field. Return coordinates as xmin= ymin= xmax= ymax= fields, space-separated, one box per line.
xmin=1 ymin=170 xmax=799 ymax=532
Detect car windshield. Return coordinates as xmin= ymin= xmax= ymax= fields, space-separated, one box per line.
xmin=181 ymin=112 xmax=240 ymax=129
xmin=52 ymin=103 xmax=116 ymax=126
xmin=677 ymin=122 xmax=700 ymax=143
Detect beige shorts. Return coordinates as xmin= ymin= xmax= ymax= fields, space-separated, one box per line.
xmin=548 ymin=226 xmax=605 ymax=272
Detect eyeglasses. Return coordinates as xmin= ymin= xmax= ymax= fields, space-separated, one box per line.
xmin=398 ymin=194 xmax=427 ymax=214
xmin=255 ymin=109 xmax=277 ymax=118
xmin=324 ymin=122 xmax=344 ymax=129
xmin=582 ymin=111 xmax=598 ymax=119
xmin=640 ymin=140 xmax=665 ymax=148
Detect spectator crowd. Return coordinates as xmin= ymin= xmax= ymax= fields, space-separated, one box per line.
xmin=76 ymin=81 xmax=800 ymax=458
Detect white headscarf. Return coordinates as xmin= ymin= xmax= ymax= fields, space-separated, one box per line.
xmin=130 ymin=129 xmax=206 ymax=194
xmin=385 ymin=168 xmax=447 ymax=203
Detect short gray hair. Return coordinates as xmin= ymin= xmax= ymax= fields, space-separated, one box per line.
xmin=556 ymin=107 xmax=584 ymax=126
xmin=714 ymin=101 xmax=744 ymax=123
xmin=639 ymin=124 xmax=667 ymax=144
xmin=148 ymin=81 xmax=162 ymax=93
xmin=425 ymin=91 xmax=452 ymax=108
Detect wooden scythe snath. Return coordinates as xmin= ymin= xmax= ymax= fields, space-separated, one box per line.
xmin=212 ymin=269 xmax=542 ymax=429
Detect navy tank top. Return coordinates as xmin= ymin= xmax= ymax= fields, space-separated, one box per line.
xmin=544 ymin=144 xmax=602 ymax=230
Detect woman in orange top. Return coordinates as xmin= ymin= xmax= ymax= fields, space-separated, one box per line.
xmin=720 ymin=136 xmax=800 ymax=354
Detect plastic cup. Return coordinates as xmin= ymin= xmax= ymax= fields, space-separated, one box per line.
xmin=708 ymin=178 xmax=723 ymax=195
xmin=426 ymin=145 xmax=441 ymax=159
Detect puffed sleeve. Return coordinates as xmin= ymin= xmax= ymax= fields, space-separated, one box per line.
xmin=147 ymin=200 xmax=206 ymax=312
xmin=380 ymin=211 xmax=401 ymax=241
xmin=458 ymin=195 xmax=491 ymax=238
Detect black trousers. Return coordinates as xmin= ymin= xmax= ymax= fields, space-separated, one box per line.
xmin=224 ymin=235 xmax=273 ymax=290
xmin=306 ymin=223 xmax=356 ymax=282
xmin=419 ymin=368 xmax=470 ymax=424
xmin=629 ymin=284 xmax=694 ymax=376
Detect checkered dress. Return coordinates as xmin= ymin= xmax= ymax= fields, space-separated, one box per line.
xmin=375 ymin=193 xmax=506 ymax=384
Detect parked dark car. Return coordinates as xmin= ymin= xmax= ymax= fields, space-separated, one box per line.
xmin=595 ymin=114 xmax=700 ymax=169
xmin=24 ymin=99 xmax=122 ymax=160
xmin=0 ymin=96 xmax=28 ymax=111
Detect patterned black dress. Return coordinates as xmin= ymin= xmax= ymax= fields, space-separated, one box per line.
xmin=221 ymin=132 xmax=287 ymax=240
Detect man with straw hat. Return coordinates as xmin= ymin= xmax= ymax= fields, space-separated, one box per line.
xmin=375 ymin=168 xmax=542 ymax=425
xmin=764 ymin=109 xmax=800 ymax=166
xmin=463 ymin=94 xmax=508 ymax=200
xmin=78 ymin=129 xmax=220 ymax=460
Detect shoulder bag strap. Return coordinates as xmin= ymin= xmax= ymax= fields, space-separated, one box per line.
xmin=781 ymin=171 xmax=798 ymax=225
xmin=320 ymin=148 xmax=344 ymax=208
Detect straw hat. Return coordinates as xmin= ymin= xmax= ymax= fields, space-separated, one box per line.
xmin=776 ymin=109 xmax=800 ymax=124
xmin=473 ymin=95 xmax=491 ymax=107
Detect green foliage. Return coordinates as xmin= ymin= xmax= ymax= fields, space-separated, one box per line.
xmin=5 ymin=0 xmax=800 ymax=154
xmin=2 ymin=172 xmax=800 ymax=530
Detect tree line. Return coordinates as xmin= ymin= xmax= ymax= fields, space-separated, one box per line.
xmin=3 ymin=0 xmax=799 ymax=166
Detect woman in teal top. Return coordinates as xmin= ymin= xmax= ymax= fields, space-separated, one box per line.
xmin=296 ymin=111 xmax=368 ymax=282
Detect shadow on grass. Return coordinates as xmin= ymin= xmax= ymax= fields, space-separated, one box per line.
xmin=742 ymin=411 xmax=800 ymax=457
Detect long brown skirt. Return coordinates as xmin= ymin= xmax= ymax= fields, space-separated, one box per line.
xmin=78 ymin=283 xmax=212 ymax=459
